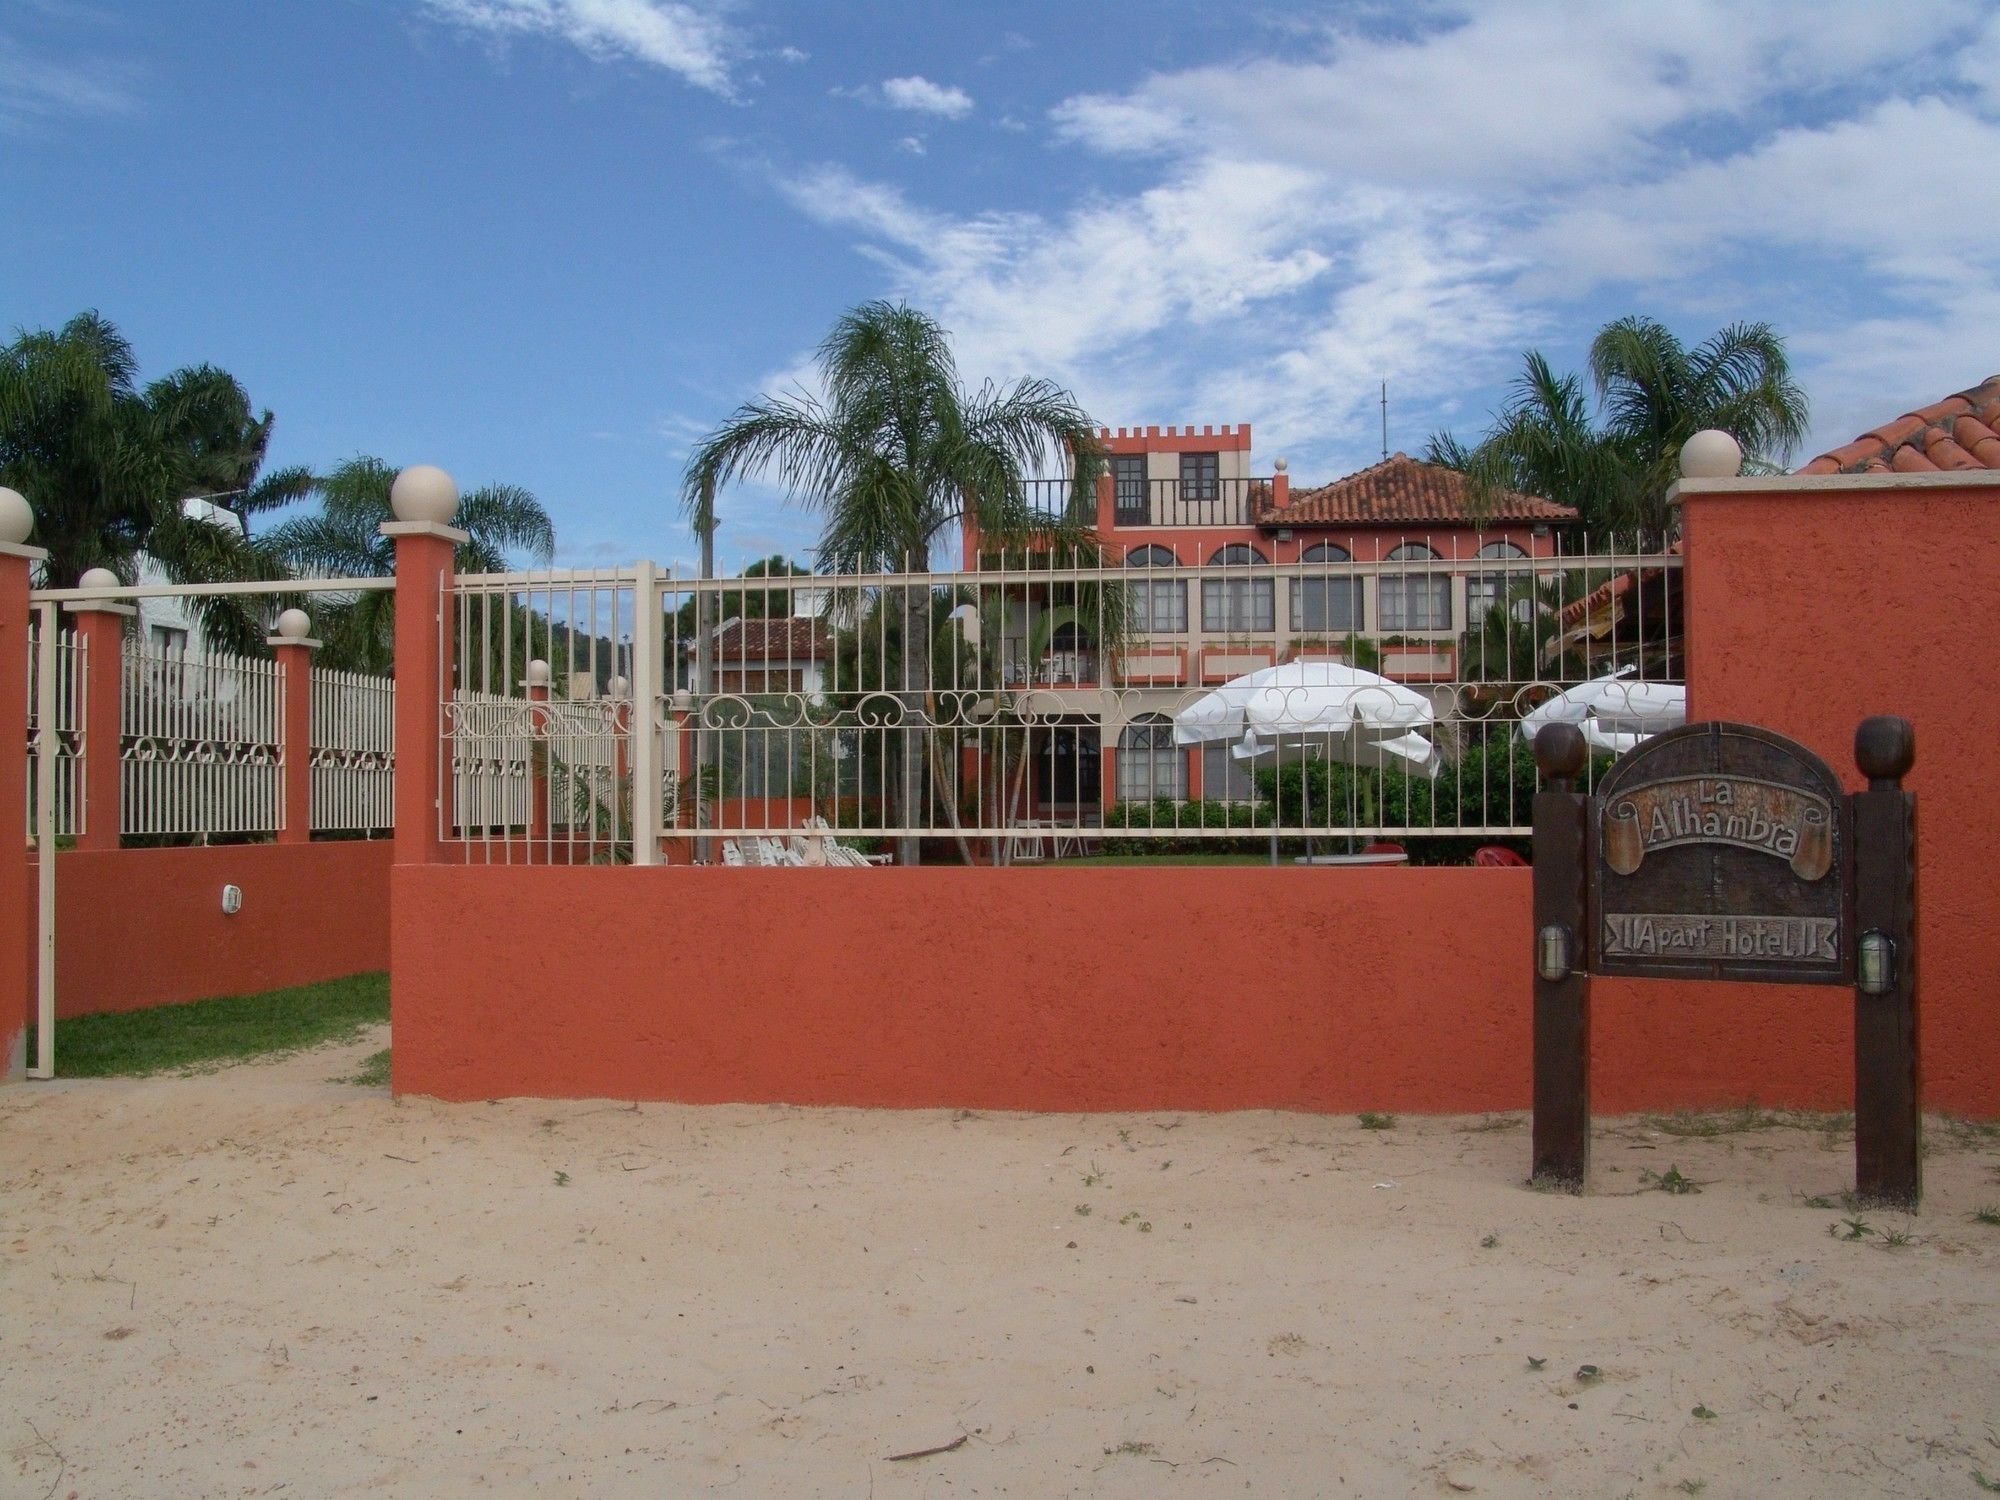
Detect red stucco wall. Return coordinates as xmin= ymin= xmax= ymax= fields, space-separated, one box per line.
xmin=390 ymin=865 xmax=1858 ymax=1111
xmin=1679 ymin=477 xmax=2000 ymax=1116
xmin=32 ymin=841 xmax=392 ymax=1021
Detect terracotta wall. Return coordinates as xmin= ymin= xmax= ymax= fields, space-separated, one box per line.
xmin=1677 ymin=474 xmax=2000 ymax=1116
xmin=32 ymin=841 xmax=393 ymax=1021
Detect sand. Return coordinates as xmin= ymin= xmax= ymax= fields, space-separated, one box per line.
xmin=3 ymin=1029 xmax=1998 ymax=1499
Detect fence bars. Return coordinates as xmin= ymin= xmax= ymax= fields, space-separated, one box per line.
xmin=121 ymin=643 xmax=282 ymax=838
xmin=24 ymin=617 xmax=83 ymax=840
xmin=309 ymin=664 xmax=395 ymax=832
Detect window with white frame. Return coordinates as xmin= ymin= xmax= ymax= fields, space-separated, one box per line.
xmin=1200 ymin=544 xmax=1274 ymax=632
xmin=1290 ymin=542 xmax=1363 ymax=634
xmin=1117 ymin=714 xmax=1186 ymax=801
xmin=1125 ymin=545 xmax=1187 ymax=633
xmin=1378 ymin=541 xmax=1452 ymax=631
xmin=1466 ymin=540 xmax=1530 ymax=624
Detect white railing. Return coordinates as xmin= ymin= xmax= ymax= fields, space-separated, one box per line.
xmin=122 ymin=644 xmax=283 ymax=837
xmin=441 ymin=536 xmax=1682 ymax=859
xmin=310 ymin=664 xmax=395 ymax=832
xmin=26 ymin=622 xmax=85 ymax=840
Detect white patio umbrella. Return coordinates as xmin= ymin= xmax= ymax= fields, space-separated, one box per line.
xmin=1173 ymin=660 xmax=1439 ymax=772
xmin=1517 ymin=667 xmax=1685 ymax=755
xmin=1173 ymin=662 xmax=1440 ymax=863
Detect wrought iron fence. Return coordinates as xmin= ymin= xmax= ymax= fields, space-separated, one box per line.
xmin=310 ymin=664 xmax=395 ymax=833
xmin=442 ymin=534 xmax=1682 ymax=863
xmin=121 ymin=644 xmax=283 ymax=837
xmin=26 ymin=621 xmax=84 ymax=840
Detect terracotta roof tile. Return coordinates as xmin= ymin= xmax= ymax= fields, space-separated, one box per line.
xmin=1800 ymin=375 xmax=2000 ymax=474
xmin=704 ymin=615 xmax=829 ymax=663
xmin=1266 ymin=452 xmax=1574 ymax=528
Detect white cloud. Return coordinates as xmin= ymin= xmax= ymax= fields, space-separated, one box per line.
xmin=0 ymin=32 xmax=136 ymax=126
xmin=421 ymin=0 xmax=739 ymax=97
xmin=879 ymin=75 xmax=972 ymax=119
xmin=753 ymin=1 xmax=2000 ymax=478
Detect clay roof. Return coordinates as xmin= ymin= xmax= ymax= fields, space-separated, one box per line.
xmin=1800 ymin=375 xmax=2000 ymax=474
xmin=705 ymin=616 xmax=829 ymax=663
xmin=1268 ymin=452 xmax=1575 ymax=527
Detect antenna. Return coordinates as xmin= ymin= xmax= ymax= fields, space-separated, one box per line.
xmin=1380 ymin=381 xmax=1389 ymax=462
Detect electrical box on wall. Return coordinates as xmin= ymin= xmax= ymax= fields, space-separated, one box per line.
xmin=221 ymin=884 xmax=243 ymax=916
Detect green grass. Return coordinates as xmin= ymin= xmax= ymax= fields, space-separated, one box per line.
xmin=337 ymin=1048 xmax=392 ymax=1088
xmin=29 ymin=972 xmax=388 ymax=1078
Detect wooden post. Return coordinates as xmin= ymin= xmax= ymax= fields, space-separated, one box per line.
xmin=1531 ymin=723 xmax=1591 ymax=1191
xmin=1852 ymin=715 xmax=1920 ymax=1209
xmin=67 ymin=601 xmax=133 ymax=851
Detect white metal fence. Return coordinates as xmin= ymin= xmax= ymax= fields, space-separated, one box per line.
xmin=440 ymin=535 xmax=1683 ymax=862
xmin=26 ymin=621 xmax=84 ymax=840
xmin=121 ymin=644 xmax=284 ymax=837
xmin=310 ymin=665 xmax=395 ymax=832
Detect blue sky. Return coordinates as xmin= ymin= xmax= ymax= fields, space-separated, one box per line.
xmin=5 ymin=0 xmax=1996 ymax=570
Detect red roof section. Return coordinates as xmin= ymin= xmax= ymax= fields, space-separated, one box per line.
xmin=707 ymin=616 xmax=829 ymax=663
xmin=1268 ymin=452 xmax=1575 ymax=527
xmin=1800 ymin=375 xmax=2000 ymax=474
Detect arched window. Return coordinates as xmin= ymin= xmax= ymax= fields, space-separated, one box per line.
xmin=1202 ymin=544 xmax=1274 ymax=631
xmin=1293 ymin=542 xmax=1362 ymax=634
xmin=1380 ymin=540 xmax=1451 ymax=631
xmin=1125 ymin=545 xmax=1187 ymax=633
xmin=1117 ymin=714 xmax=1187 ymax=802
xmin=1469 ymin=540 xmax=1530 ymax=623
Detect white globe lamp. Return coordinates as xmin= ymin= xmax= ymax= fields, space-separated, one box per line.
xmin=525 ymin=659 xmax=551 ymax=687
xmin=79 ymin=567 xmax=120 ymax=591
xmin=275 ymin=608 xmax=313 ymax=640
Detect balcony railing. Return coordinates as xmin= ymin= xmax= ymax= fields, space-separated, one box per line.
xmin=1113 ymin=476 xmax=1273 ymax=529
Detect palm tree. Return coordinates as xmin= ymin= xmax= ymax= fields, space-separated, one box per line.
xmin=0 ymin=312 xmax=289 ymax=649
xmin=681 ymin=301 xmax=1105 ymax=863
xmin=263 ymin=455 xmax=555 ymax=672
xmin=1428 ymin=317 xmax=1809 ymax=537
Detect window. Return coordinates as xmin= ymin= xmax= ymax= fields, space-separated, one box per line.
xmin=1125 ymin=545 xmax=1187 ymax=633
xmin=1467 ymin=540 xmax=1529 ymax=623
xmin=1202 ymin=740 xmax=1259 ymax=804
xmin=1200 ymin=545 xmax=1274 ymax=632
xmin=1112 ymin=454 xmax=1148 ymax=525
xmin=1118 ymin=714 xmax=1186 ymax=801
xmin=149 ymin=624 xmax=191 ymax=694
xmin=1290 ymin=542 xmax=1363 ymax=634
xmin=1379 ymin=541 xmax=1451 ymax=631
xmin=1179 ymin=451 xmax=1220 ymax=503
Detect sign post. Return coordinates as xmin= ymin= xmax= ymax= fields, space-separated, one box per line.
xmin=1529 ymin=715 xmax=1920 ymax=1207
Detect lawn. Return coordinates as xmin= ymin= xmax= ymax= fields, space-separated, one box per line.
xmin=28 ymin=972 xmax=389 ymax=1077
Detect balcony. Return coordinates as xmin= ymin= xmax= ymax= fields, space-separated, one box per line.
xmin=1113 ymin=476 xmax=1274 ymax=530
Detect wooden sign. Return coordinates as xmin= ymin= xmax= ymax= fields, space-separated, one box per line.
xmin=1529 ymin=716 xmax=1919 ymax=1209
xmin=1592 ymin=724 xmax=1848 ymax=985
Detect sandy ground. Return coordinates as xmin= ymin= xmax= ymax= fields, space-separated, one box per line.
xmin=3 ymin=1032 xmax=1999 ymax=1499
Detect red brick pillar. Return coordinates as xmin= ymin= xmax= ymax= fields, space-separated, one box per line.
xmin=67 ymin=589 xmax=133 ymax=852
xmin=0 ymin=490 xmax=46 ymax=1084
xmin=381 ymin=467 xmax=466 ymax=867
xmin=268 ymin=611 xmax=319 ymax=846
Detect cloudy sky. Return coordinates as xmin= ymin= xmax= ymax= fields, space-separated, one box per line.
xmin=5 ymin=1 xmax=1995 ymax=568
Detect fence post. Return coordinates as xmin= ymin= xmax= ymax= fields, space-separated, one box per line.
xmin=629 ymin=561 xmax=660 ymax=866
xmin=381 ymin=467 xmax=466 ymax=866
xmin=67 ymin=569 xmax=133 ymax=852
xmin=525 ymin=659 xmax=550 ymax=848
xmin=267 ymin=609 xmax=319 ymax=845
xmin=0 ymin=489 xmax=46 ymax=1085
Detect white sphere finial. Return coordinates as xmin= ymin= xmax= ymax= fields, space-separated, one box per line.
xmin=79 ymin=567 xmax=120 ymax=591
xmin=1273 ymin=456 xmax=1288 ymax=473
xmin=606 ymin=674 xmax=631 ymax=698
xmin=275 ymin=608 xmax=313 ymax=640
xmin=1680 ymin=429 xmax=1743 ymax=479
xmin=390 ymin=464 xmax=459 ymax=525
xmin=525 ymin=659 xmax=551 ymax=687
xmin=0 ymin=486 xmax=33 ymax=546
